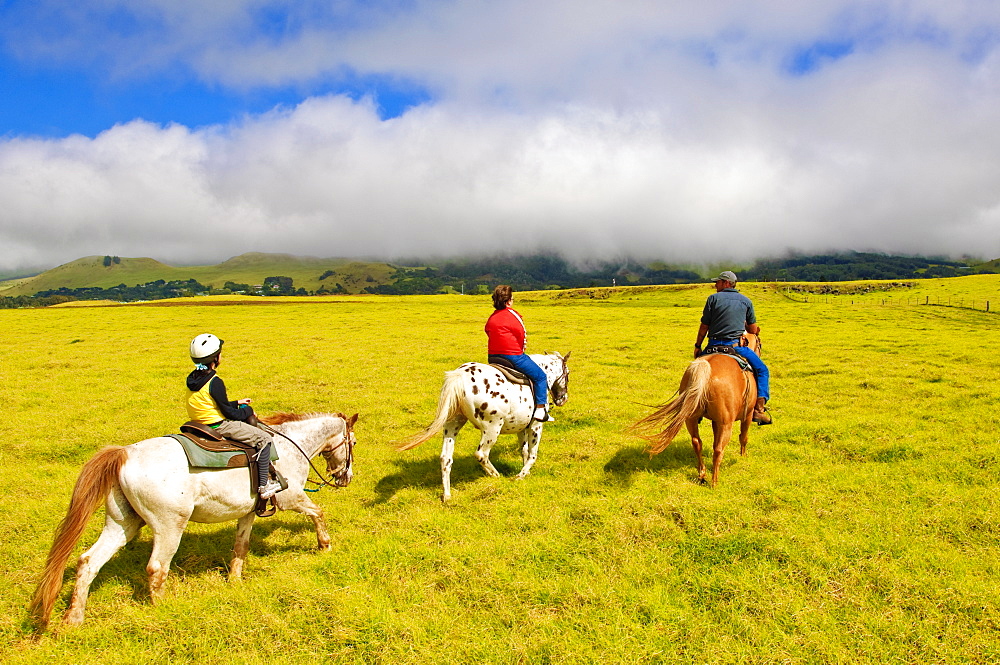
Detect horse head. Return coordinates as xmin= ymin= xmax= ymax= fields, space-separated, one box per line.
xmin=321 ymin=412 xmax=358 ymax=487
xmin=550 ymin=352 xmax=571 ymax=406
xmin=741 ymin=333 xmax=761 ymax=354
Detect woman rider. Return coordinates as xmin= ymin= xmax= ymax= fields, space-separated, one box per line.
xmin=485 ymin=285 xmax=554 ymax=422
xmin=185 ymin=333 xmax=283 ymax=499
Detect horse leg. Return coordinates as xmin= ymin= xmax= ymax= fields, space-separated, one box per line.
xmin=739 ymin=415 xmax=751 ymax=456
xmin=686 ymin=418 xmax=706 ymax=484
xmin=64 ymin=487 xmax=144 ymax=626
xmin=228 ymin=512 xmax=257 ymax=581
xmin=144 ymin=514 xmax=190 ymax=602
xmin=515 ymin=423 xmax=543 ymax=480
xmin=711 ymin=420 xmax=734 ymax=487
xmin=473 ymin=422 xmax=503 ymax=478
xmin=275 ymin=491 xmax=331 ymax=551
xmin=441 ymin=417 xmax=466 ymax=503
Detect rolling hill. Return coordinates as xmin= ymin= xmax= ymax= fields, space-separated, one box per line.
xmin=0 ymin=253 xmax=397 ymax=296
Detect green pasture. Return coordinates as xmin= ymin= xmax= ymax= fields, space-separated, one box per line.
xmin=2 ymin=277 xmax=999 ymax=663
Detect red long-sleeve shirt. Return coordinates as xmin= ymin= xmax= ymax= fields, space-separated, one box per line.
xmin=485 ymin=306 xmax=526 ymax=355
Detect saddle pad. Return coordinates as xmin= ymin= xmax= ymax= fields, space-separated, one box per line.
xmin=167 ymin=434 xmax=278 ymax=469
xmin=703 ymin=346 xmax=753 ymax=372
xmin=166 ymin=433 xmax=250 ymax=468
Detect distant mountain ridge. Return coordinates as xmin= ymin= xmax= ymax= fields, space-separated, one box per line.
xmin=1 ymin=251 xmax=997 ymax=302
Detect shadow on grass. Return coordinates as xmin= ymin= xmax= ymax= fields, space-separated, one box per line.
xmin=49 ymin=513 xmax=320 ymax=617
xmin=372 ymin=450 xmax=520 ymax=504
xmin=603 ymin=442 xmax=699 ymax=487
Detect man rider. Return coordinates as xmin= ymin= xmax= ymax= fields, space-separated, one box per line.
xmin=694 ymin=271 xmax=772 ymax=425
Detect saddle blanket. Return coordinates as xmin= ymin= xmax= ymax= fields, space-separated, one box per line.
xmin=165 ymin=433 xmax=279 ymax=469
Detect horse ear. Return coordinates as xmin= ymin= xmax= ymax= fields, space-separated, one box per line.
xmin=563 ymin=351 xmax=571 ymax=362
xmin=347 ymin=413 xmax=359 ymax=427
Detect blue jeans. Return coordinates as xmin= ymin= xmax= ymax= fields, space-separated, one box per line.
xmin=492 ymin=354 xmax=548 ymax=406
xmin=708 ymin=339 xmax=770 ymax=401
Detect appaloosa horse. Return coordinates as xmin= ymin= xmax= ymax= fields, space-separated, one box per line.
xmin=633 ymin=335 xmax=761 ymax=486
xmin=399 ymin=352 xmax=570 ymax=501
xmin=30 ymin=412 xmax=357 ymax=631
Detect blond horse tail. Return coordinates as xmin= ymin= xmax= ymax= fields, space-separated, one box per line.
xmin=632 ymin=358 xmax=712 ymax=455
xmin=397 ymin=370 xmax=466 ymax=450
xmin=29 ymin=446 xmax=128 ymax=631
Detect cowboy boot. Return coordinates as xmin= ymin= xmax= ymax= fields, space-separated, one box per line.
xmin=753 ymin=397 xmax=772 ymax=425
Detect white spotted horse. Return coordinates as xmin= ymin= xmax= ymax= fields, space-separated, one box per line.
xmin=30 ymin=412 xmax=357 ymax=631
xmin=399 ymin=352 xmax=570 ymax=502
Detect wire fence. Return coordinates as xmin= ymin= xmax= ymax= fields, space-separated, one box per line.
xmin=779 ymin=290 xmax=995 ymax=313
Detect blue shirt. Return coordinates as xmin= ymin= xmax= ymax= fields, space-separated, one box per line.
xmin=701 ymin=288 xmax=757 ymax=341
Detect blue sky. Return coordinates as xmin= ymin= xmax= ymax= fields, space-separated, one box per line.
xmin=0 ymin=62 xmax=431 ymax=136
xmin=2 ymin=1 xmax=1000 ymax=272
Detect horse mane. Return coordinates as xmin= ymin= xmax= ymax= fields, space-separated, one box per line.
xmin=261 ymin=412 xmax=310 ymax=425
xmin=261 ymin=411 xmax=351 ymax=426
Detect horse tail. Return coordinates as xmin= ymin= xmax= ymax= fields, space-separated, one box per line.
xmin=30 ymin=446 xmax=128 ymax=631
xmin=398 ymin=370 xmax=466 ymax=450
xmin=632 ymin=358 xmax=712 ymax=455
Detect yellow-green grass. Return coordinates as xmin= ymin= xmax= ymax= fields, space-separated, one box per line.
xmin=0 ymin=253 xmax=397 ymax=296
xmin=2 ymin=280 xmax=999 ymax=663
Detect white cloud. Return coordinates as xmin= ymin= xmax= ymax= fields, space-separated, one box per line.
xmin=2 ymin=1 xmax=1000 ymax=271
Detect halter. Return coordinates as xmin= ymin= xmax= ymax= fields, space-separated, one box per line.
xmin=259 ymin=413 xmax=355 ymax=492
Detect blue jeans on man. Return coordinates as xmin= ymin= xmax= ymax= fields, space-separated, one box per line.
xmin=708 ymin=339 xmax=769 ymax=401
xmin=491 ymin=353 xmax=548 ymax=405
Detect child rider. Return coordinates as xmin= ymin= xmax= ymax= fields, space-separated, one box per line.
xmin=185 ymin=333 xmax=283 ymax=499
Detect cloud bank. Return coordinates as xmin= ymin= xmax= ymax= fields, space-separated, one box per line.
xmin=2 ymin=1 xmax=1000 ymax=271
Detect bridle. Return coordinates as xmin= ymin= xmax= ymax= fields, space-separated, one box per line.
xmin=259 ymin=413 xmax=355 ymax=492
xmin=550 ymin=356 xmax=570 ymax=406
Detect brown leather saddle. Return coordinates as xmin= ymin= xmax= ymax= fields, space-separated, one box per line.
xmin=178 ymin=421 xmax=278 ymax=517
xmin=701 ymin=345 xmax=753 ymax=372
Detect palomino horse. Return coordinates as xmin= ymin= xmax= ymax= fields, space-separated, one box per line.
xmin=30 ymin=412 xmax=357 ymax=630
xmin=399 ymin=352 xmax=570 ymax=502
xmin=633 ymin=335 xmax=760 ymax=486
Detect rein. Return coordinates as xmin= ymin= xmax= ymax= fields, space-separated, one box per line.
xmin=258 ymin=415 xmax=354 ymax=492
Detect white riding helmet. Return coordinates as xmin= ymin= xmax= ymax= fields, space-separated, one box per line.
xmin=190 ymin=333 xmax=224 ymax=364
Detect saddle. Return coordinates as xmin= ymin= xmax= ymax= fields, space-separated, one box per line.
xmin=702 ymin=345 xmax=753 ymax=372
xmin=487 ymin=355 xmax=539 ymax=412
xmin=170 ymin=421 xmax=284 ymax=517
xmin=486 ymin=355 xmax=532 ymax=385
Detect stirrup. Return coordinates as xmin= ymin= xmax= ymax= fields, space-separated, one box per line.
xmin=258 ymin=480 xmax=282 ymax=499
xmin=532 ymin=408 xmax=554 ymax=423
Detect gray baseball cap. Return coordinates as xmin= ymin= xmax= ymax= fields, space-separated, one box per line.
xmin=711 ymin=270 xmax=738 ymax=283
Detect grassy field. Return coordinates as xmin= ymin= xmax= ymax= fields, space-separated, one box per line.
xmin=2 ymin=277 xmax=999 ymax=663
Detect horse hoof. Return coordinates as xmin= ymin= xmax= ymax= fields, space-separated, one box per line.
xmin=62 ymin=613 xmax=84 ymax=627
xmin=697 ymin=477 xmax=708 ymax=486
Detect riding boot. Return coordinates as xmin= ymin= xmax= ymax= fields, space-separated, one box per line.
xmin=532 ymin=406 xmax=554 ymax=422
xmin=752 ymin=397 xmax=772 ymax=425
xmin=255 ymin=443 xmax=282 ymax=499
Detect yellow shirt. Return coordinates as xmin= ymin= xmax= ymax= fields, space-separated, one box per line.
xmin=186 ymin=378 xmax=225 ymax=424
